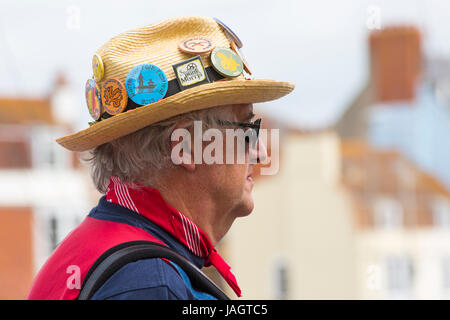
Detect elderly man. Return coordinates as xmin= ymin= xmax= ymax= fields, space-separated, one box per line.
xmin=27 ymin=15 xmax=294 ymax=300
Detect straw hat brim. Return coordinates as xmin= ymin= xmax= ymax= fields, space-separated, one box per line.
xmin=56 ymin=79 xmax=295 ymax=152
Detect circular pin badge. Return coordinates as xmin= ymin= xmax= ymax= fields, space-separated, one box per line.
xmin=179 ymin=36 xmax=215 ymax=54
xmin=92 ymin=54 xmax=104 ymax=82
xmin=101 ymin=78 xmax=128 ymax=115
xmin=85 ymin=79 xmax=102 ymax=120
xmin=213 ymin=18 xmax=243 ymax=48
xmin=210 ymin=47 xmax=243 ymax=78
xmin=125 ymin=64 xmax=168 ymax=105
xmin=230 ymin=40 xmax=252 ymax=75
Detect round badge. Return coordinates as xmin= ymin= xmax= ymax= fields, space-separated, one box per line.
xmin=125 ymin=64 xmax=168 ymax=105
xmin=210 ymin=47 xmax=243 ymax=78
xmin=179 ymin=36 xmax=215 ymax=54
xmin=92 ymin=54 xmax=104 ymax=82
xmin=85 ymin=79 xmax=102 ymax=120
xmin=213 ymin=18 xmax=243 ymax=48
xmin=101 ymin=78 xmax=128 ymax=115
xmin=230 ymin=40 xmax=252 ymax=75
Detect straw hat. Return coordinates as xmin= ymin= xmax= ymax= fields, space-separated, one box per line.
xmin=56 ymin=15 xmax=295 ymax=152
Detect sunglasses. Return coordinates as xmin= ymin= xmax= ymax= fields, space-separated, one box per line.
xmin=217 ymin=118 xmax=262 ymax=148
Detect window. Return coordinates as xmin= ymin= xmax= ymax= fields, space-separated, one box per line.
xmin=385 ymin=255 xmax=413 ymax=299
xmin=49 ymin=215 xmax=59 ymax=251
xmin=33 ymin=207 xmax=86 ymax=271
xmin=30 ymin=126 xmax=70 ymax=169
xmin=0 ymin=125 xmax=32 ymax=169
xmin=434 ymin=77 xmax=450 ymax=113
xmin=432 ymin=196 xmax=450 ymax=228
xmin=373 ymin=197 xmax=403 ymax=229
xmin=442 ymin=256 xmax=450 ymax=298
xmin=0 ymin=141 xmax=31 ymax=168
xmin=273 ymin=260 xmax=288 ymax=300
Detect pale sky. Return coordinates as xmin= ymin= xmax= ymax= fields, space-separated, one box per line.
xmin=0 ymin=0 xmax=449 ymax=131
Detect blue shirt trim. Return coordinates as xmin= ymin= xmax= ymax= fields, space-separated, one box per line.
xmin=169 ymin=262 xmax=217 ymax=300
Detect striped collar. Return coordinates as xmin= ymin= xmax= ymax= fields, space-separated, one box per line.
xmin=105 ymin=176 xmax=241 ymax=297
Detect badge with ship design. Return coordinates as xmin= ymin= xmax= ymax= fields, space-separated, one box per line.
xmin=125 ymin=64 xmax=168 ymax=105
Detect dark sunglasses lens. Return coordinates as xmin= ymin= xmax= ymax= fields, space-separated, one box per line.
xmin=254 ymin=119 xmax=261 ymax=147
xmin=245 ymin=128 xmax=258 ymax=148
xmin=255 ymin=119 xmax=261 ymax=137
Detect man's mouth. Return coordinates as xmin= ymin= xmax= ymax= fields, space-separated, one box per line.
xmin=246 ymin=173 xmax=253 ymax=182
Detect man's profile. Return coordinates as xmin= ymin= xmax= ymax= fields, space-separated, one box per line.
xmin=27 ymin=15 xmax=294 ymax=300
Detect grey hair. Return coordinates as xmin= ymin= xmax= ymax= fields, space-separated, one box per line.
xmin=83 ymin=105 xmax=235 ymax=193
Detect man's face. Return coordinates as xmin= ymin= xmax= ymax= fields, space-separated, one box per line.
xmin=199 ymin=103 xmax=267 ymax=218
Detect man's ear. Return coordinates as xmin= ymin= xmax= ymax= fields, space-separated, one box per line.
xmin=170 ymin=120 xmax=195 ymax=172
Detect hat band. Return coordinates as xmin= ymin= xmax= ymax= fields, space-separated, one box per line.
xmin=100 ymin=66 xmax=225 ymax=121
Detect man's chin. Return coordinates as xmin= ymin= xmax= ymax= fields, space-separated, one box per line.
xmin=236 ymin=196 xmax=254 ymax=218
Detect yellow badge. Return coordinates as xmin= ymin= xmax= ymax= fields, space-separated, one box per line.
xmin=210 ymin=47 xmax=243 ymax=78
xmin=92 ymin=54 xmax=104 ymax=81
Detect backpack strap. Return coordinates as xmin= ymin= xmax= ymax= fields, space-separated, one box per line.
xmin=77 ymin=240 xmax=230 ymax=300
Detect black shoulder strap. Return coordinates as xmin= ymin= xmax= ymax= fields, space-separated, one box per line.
xmin=77 ymin=240 xmax=229 ymax=300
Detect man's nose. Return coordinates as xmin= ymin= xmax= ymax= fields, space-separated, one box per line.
xmin=249 ymin=138 xmax=268 ymax=164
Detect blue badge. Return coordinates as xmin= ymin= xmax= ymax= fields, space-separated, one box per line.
xmin=125 ymin=64 xmax=168 ymax=105
xmin=213 ymin=18 xmax=243 ymax=48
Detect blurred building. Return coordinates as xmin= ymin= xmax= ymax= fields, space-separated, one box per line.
xmin=334 ymin=25 xmax=450 ymax=299
xmin=221 ymin=25 xmax=450 ymax=300
xmin=224 ymin=128 xmax=358 ymax=299
xmin=342 ymin=140 xmax=450 ymax=299
xmin=335 ymin=25 xmax=450 ymax=189
xmin=0 ymin=74 xmax=95 ymax=299
xmin=221 ymin=123 xmax=450 ymax=300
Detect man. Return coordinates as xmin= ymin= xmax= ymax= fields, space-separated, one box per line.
xmin=27 ymin=15 xmax=294 ymax=300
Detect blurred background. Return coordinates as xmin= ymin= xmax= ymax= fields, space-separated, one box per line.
xmin=0 ymin=0 xmax=449 ymax=299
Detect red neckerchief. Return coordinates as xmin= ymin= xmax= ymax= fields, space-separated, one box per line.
xmin=105 ymin=176 xmax=241 ymax=297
